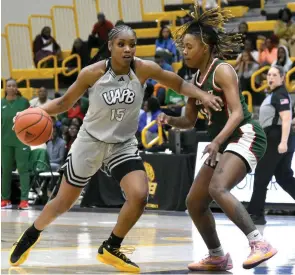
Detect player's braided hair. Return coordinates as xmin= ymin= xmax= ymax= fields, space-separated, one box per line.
xmin=174 ymin=1 xmax=243 ymax=58
xmin=108 ymin=24 xmax=137 ymax=41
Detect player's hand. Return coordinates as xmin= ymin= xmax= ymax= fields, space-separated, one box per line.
xmin=201 ymin=93 xmax=223 ymax=119
xmin=278 ymin=142 xmax=287 ymax=154
xmin=157 ymin=112 xmax=170 ymax=125
xmin=203 ymin=141 xmax=220 ymax=167
xmin=12 ymin=112 xmax=21 ymax=131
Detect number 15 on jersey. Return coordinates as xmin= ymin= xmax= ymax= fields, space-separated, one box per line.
xmin=111 ymin=108 xmax=126 ymax=122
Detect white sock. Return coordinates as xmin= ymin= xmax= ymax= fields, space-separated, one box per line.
xmin=247 ymin=230 xmax=263 ymax=242
xmin=209 ymin=245 xmax=225 ymax=257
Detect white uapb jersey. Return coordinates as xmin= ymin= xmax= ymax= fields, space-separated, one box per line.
xmin=83 ymin=59 xmax=145 ymax=143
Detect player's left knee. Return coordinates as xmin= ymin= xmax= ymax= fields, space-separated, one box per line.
xmin=208 ymin=179 xmax=228 ymax=198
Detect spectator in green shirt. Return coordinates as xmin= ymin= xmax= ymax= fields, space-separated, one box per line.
xmin=1 ymin=79 xmax=31 ymax=210
xmin=162 ymin=88 xmax=185 ymax=116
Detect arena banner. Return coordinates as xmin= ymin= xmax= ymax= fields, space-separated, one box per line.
xmin=195 ymin=142 xmax=295 ymax=204
xmin=82 ymin=153 xmax=196 ymax=211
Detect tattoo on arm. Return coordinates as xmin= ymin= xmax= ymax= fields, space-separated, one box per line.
xmin=56 ymin=99 xmax=64 ymax=106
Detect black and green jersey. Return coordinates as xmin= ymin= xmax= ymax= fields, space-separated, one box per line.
xmin=194 ymin=58 xmax=252 ymax=139
xmin=1 ymin=96 xmax=30 ymax=147
xmin=193 ymin=58 xmax=267 ymax=169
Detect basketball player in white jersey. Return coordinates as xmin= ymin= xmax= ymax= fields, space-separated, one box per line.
xmin=9 ymin=25 xmax=222 ymax=273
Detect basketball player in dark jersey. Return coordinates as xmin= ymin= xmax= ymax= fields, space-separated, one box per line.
xmin=9 ymin=24 xmax=223 ymax=273
xmin=158 ymin=3 xmax=277 ymax=271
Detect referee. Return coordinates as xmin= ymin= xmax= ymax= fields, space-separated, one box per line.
xmin=248 ymin=65 xmax=295 ymax=224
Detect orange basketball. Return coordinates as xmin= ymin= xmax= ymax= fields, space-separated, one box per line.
xmin=15 ymin=108 xmax=53 ymax=146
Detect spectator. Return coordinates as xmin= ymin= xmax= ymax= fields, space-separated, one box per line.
xmin=235 ymin=51 xmax=262 ymax=104
xmin=177 ymin=62 xmax=197 ymax=81
xmin=238 ymin=22 xmax=257 ymax=50
xmin=138 ymin=97 xmax=162 ymax=143
xmin=51 ymin=116 xmax=62 ymax=129
xmin=89 ymin=13 xmax=114 ymax=49
xmin=33 ymin=26 xmax=62 ymax=67
xmin=155 ymin=26 xmax=177 ymax=64
xmin=163 ymin=88 xmax=186 ymax=117
xmin=147 ymin=54 xmax=173 ymax=105
xmin=272 ymin=45 xmax=294 ymax=73
xmin=47 ymin=125 xmax=66 ymax=171
xmin=179 ymin=4 xmax=194 ymax=25
xmin=30 ymin=87 xmax=51 ymax=107
xmin=274 ymin=8 xmax=295 ymax=57
xmin=58 ymin=97 xmax=89 ymax=125
xmin=236 ymin=38 xmax=259 ymax=63
xmin=198 ymin=0 xmax=228 ymax=9
xmin=259 ymin=35 xmax=279 ymax=65
xmin=68 ymin=38 xmax=90 ymax=69
xmin=1 ymin=79 xmax=30 ymax=210
xmin=69 ymin=117 xmax=83 ymax=128
xmin=64 ymin=124 xmax=79 ymax=154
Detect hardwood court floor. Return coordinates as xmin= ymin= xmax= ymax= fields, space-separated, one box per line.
xmin=1 ymin=209 xmax=295 ymax=274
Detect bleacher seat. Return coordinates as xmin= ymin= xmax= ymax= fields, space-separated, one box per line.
xmin=51 ymin=6 xmax=78 ymax=54
xmin=5 ymin=24 xmax=64 ymax=92
xmin=247 ymin=20 xmax=276 ymax=32
xmin=121 ymin=0 xmax=143 ymax=23
xmin=73 ymin=0 xmax=98 ymax=41
xmin=98 ymin=0 xmax=121 ymax=24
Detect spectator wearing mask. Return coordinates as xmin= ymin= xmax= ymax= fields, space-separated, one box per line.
xmin=272 ymin=45 xmax=294 ymax=73
xmin=47 ymin=126 xmax=66 ymax=171
xmin=33 ymin=26 xmax=62 ymax=67
xmin=30 ymin=87 xmax=51 ymax=107
xmin=89 ymin=13 xmax=114 ymax=48
xmin=138 ymin=97 xmax=162 ymax=143
xmin=1 ymin=79 xmax=30 ymax=210
xmin=155 ymin=26 xmax=177 ymax=64
xmin=259 ymin=35 xmax=279 ymax=65
xmin=248 ymin=65 xmax=295 ymax=225
xmin=274 ymin=8 xmax=295 ymax=57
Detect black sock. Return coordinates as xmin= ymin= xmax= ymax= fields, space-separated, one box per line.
xmin=25 ymin=224 xmax=43 ymax=239
xmin=106 ymin=232 xmax=124 ymax=247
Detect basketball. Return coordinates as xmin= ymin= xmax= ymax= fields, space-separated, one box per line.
xmin=15 ymin=108 xmax=53 ymax=146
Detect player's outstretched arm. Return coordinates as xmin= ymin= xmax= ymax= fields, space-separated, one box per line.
xmin=157 ymin=98 xmax=198 ymax=129
xmin=138 ymin=60 xmax=223 ymax=114
xmin=40 ymin=62 xmax=105 ymax=116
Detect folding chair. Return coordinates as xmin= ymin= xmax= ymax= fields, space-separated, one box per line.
xmin=30 ymin=160 xmax=61 ymax=205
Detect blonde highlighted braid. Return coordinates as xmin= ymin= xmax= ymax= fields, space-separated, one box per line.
xmin=174 ymin=1 xmax=243 ymax=58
